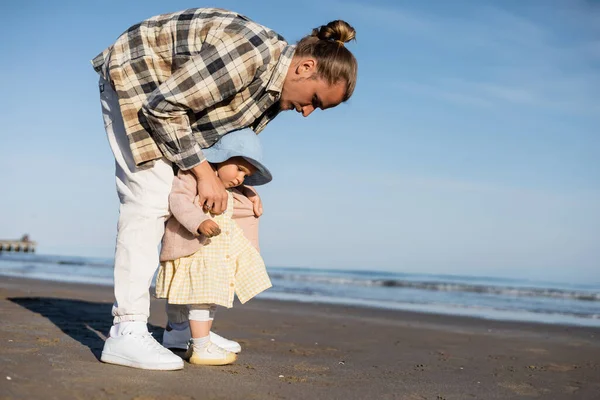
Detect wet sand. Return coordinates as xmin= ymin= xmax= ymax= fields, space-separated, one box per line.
xmin=0 ymin=276 xmax=599 ymax=399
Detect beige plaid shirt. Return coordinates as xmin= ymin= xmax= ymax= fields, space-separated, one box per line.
xmin=92 ymin=8 xmax=294 ymax=169
xmin=155 ymin=191 xmax=272 ymax=307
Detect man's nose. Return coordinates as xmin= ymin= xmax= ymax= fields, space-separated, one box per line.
xmin=302 ymin=106 xmax=315 ymax=117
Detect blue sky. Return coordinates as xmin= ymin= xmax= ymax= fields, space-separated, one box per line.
xmin=1 ymin=0 xmax=598 ymax=283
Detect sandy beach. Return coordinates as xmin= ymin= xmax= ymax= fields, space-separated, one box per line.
xmin=0 ymin=276 xmax=598 ymax=400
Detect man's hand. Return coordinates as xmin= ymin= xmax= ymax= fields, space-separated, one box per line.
xmin=191 ymin=160 xmax=228 ymax=214
xmin=242 ymin=185 xmax=263 ymax=217
xmin=198 ymin=220 xmax=221 ymax=238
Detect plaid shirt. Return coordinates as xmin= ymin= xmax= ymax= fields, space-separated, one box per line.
xmin=92 ymin=8 xmax=294 ymax=169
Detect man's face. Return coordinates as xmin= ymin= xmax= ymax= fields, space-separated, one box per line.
xmin=279 ymin=58 xmax=346 ymax=117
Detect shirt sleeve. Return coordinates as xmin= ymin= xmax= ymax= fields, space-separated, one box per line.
xmin=168 ymin=171 xmax=211 ymax=236
xmin=141 ymin=30 xmax=271 ymax=170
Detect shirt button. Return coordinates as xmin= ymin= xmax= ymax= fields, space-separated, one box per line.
xmin=225 ymin=231 xmax=230 ymax=235
xmin=230 ymin=283 xmax=234 ymax=287
xmin=225 ymin=255 xmax=230 ymax=259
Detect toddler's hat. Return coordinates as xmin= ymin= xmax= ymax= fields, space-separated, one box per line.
xmin=202 ymin=130 xmax=272 ymax=186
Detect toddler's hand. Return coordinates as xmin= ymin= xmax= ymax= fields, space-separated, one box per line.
xmin=198 ymin=220 xmax=221 ymax=238
xmin=242 ymin=186 xmax=263 ymax=217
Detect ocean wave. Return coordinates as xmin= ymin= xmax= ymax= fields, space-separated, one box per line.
xmin=0 ymin=253 xmax=113 ymax=269
xmin=375 ymin=280 xmax=600 ymax=301
xmin=269 ymin=273 xmax=600 ymax=302
xmin=258 ymin=291 xmax=600 ymax=327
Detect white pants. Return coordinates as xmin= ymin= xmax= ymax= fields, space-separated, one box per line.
xmin=99 ymin=77 xmax=174 ymax=323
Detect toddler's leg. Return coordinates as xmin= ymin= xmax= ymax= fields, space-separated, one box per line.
xmin=187 ymin=304 xmax=236 ymax=366
xmin=164 ymin=303 xmax=241 ymax=353
xmin=162 ymin=303 xmax=191 ymax=350
xmin=166 ymin=303 xmax=189 ymax=329
xmin=188 ymin=304 xmax=217 ymax=339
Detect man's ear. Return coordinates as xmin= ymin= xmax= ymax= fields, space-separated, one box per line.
xmin=295 ymin=58 xmax=317 ymax=77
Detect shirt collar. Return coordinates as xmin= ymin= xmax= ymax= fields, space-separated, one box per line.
xmin=265 ymin=45 xmax=296 ymax=95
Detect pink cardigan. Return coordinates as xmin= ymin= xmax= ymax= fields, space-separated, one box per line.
xmin=160 ymin=170 xmax=259 ymax=262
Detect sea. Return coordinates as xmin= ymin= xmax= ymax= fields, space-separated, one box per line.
xmin=1 ymin=252 xmax=599 ymax=328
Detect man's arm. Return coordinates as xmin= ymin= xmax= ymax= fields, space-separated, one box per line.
xmin=168 ymin=171 xmax=211 ymax=236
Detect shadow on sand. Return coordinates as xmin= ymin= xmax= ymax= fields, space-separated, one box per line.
xmin=8 ymin=297 xmax=165 ymax=360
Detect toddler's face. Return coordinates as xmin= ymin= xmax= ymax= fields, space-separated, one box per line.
xmin=216 ymin=157 xmax=256 ymax=188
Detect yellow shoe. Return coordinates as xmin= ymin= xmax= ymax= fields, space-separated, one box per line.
xmin=187 ymin=342 xmax=237 ymax=366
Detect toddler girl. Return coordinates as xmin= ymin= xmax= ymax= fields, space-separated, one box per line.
xmin=155 ymin=130 xmax=272 ymax=365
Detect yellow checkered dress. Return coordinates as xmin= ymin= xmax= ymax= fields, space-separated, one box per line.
xmin=155 ymin=192 xmax=271 ymax=307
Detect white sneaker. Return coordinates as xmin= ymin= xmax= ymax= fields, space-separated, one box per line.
xmin=210 ymin=331 xmax=242 ymax=353
xmin=101 ymin=323 xmax=183 ymax=370
xmin=186 ymin=342 xmax=237 ymax=366
xmin=162 ymin=326 xmax=242 ymax=353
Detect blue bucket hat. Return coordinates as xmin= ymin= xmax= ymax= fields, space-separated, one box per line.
xmin=202 ymin=130 xmax=272 ymax=186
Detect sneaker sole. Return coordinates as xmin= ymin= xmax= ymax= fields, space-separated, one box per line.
xmin=100 ymin=352 xmax=184 ymax=371
xmin=167 ymin=341 xmax=241 ymax=353
xmin=189 ymin=354 xmax=237 ymax=366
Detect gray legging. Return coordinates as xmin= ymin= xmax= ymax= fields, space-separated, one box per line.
xmin=166 ymin=303 xmax=217 ymax=322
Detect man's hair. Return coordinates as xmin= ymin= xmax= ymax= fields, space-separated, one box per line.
xmin=295 ymin=20 xmax=358 ymax=102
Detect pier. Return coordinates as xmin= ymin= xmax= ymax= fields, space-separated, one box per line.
xmin=0 ymin=235 xmax=36 ymax=253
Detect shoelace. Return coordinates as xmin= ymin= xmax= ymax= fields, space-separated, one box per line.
xmin=131 ymin=332 xmax=171 ymax=354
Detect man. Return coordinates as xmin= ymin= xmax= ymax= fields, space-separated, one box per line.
xmin=93 ymin=8 xmax=357 ymax=370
